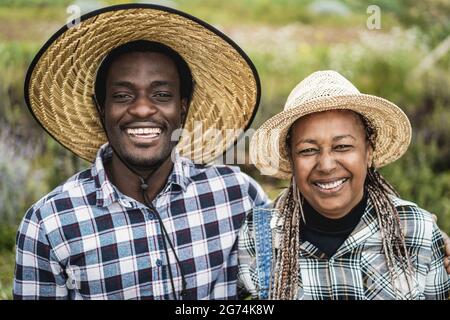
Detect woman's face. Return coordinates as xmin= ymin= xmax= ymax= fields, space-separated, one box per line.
xmin=290 ymin=110 xmax=373 ymax=219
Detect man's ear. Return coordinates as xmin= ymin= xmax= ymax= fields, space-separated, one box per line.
xmin=180 ymin=98 xmax=188 ymax=126
xmin=92 ymin=95 xmax=106 ymax=129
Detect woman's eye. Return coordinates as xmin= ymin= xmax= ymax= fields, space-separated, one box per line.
xmin=335 ymin=145 xmax=352 ymax=151
xmin=298 ymin=148 xmax=317 ymax=155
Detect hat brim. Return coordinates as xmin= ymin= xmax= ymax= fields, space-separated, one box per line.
xmin=25 ymin=4 xmax=260 ymax=163
xmin=250 ymin=94 xmax=412 ymax=179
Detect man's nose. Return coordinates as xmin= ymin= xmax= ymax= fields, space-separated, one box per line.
xmin=316 ymin=150 xmax=337 ymax=174
xmin=128 ymin=95 xmax=157 ymax=118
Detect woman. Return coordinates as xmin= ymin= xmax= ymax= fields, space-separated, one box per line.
xmin=238 ymin=70 xmax=449 ymax=300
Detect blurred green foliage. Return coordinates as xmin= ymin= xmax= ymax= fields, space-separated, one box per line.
xmin=0 ymin=0 xmax=71 ymax=6
xmin=0 ymin=0 xmax=449 ymax=300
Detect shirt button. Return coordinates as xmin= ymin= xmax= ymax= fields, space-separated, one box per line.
xmin=148 ymin=213 xmax=155 ymax=220
xmin=120 ymin=200 xmax=131 ymax=207
xmin=156 ymin=259 xmax=163 ymax=267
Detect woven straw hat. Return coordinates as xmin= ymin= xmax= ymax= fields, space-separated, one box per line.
xmin=250 ymin=70 xmax=412 ymax=179
xmin=25 ymin=4 xmax=260 ymax=163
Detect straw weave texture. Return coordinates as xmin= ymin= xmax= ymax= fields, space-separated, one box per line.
xmin=27 ymin=7 xmax=259 ymax=163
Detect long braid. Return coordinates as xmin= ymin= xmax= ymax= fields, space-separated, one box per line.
xmin=361 ymin=111 xmax=415 ymax=298
xmin=361 ymin=113 xmax=415 ymax=298
xmin=270 ymin=181 xmax=302 ymax=299
xmin=274 ymin=187 xmax=293 ymax=299
xmin=366 ymin=168 xmax=416 ymax=298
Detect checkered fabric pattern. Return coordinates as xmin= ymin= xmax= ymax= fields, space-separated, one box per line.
xmin=14 ymin=143 xmax=268 ymax=299
xmin=238 ymin=197 xmax=450 ymax=300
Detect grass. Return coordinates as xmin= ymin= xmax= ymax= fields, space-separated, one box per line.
xmin=0 ymin=251 xmax=14 ymax=300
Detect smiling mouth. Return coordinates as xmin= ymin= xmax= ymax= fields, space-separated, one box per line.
xmin=313 ymin=178 xmax=349 ymax=192
xmin=126 ymin=127 xmax=162 ymax=139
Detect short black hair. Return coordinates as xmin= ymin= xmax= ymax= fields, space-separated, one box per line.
xmin=94 ymin=40 xmax=194 ymax=109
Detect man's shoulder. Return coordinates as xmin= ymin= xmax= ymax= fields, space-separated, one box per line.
xmin=25 ymin=167 xmax=95 ymax=222
xmin=187 ymin=161 xmax=251 ymax=182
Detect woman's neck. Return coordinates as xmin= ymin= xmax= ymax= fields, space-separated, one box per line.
xmin=302 ymin=190 xmax=367 ymax=234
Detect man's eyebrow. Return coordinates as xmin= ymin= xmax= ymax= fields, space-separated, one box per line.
xmin=151 ymin=80 xmax=172 ymax=88
xmin=110 ymin=81 xmax=135 ymax=88
xmin=109 ymin=80 xmax=173 ymax=88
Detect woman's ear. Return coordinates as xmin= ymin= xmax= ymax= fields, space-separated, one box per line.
xmin=286 ymin=131 xmax=293 ymax=159
xmin=366 ymin=143 xmax=374 ymax=168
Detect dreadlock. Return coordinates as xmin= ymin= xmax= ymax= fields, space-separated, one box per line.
xmin=270 ymin=112 xmax=416 ymax=300
xmin=270 ymin=182 xmax=302 ymax=299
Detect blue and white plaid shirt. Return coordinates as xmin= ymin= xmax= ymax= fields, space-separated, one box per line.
xmin=14 ymin=143 xmax=268 ymax=299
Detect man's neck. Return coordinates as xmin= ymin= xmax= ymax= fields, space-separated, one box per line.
xmin=105 ymin=153 xmax=174 ymax=204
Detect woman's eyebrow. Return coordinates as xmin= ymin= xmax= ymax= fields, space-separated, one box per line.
xmin=294 ymin=135 xmax=356 ymax=147
xmin=294 ymin=138 xmax=318 ymax=147
xmin=333 ymin=135 xmax=356 ymax=142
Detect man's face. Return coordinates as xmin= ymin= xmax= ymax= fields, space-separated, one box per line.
xmin=103 ymin=51 xmax=187 ymax=170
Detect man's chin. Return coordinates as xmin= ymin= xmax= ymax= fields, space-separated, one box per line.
xmin=120 ymin=150 xmax=174 ymax=170
xmin=111 ymin=140 xmax=176 ymax=170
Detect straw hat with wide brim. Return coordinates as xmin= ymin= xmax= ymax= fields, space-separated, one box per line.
xmin=250 ymin=70 xmax=412 ymax=180
xmin=25 ymin=4 xmax=260 ymax=164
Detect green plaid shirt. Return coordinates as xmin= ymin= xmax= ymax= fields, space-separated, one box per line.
xmin=238 ymin=196 xmax=449 ymax=300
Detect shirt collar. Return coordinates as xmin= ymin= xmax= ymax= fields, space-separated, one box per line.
xmin=91 ymin=143 xmax=192 ymax=207
xmin=91 ymin=143 xmax=119 ymax=207
xmin=167 ymin=150 xmax=192 ymax=192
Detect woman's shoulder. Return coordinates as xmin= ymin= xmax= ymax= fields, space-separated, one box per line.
xmin=390 ymin=196 xmax=433 ymax=221
xmin=389 ymin=195 xmax=438 ymax=243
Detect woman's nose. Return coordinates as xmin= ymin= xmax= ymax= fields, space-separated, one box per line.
xmin=316 ymin=151 xmax=337 ymax=173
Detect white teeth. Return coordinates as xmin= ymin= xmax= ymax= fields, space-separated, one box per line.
xmin=316 ymin=178 xmax=347 ymax=190
xmin=126 ymin=127 xmax=161 ymax=135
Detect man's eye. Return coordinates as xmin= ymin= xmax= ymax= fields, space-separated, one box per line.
xmin=155 ymin=92 xmax=170 ymax=97
xmin=112 ymin=93 xmax=132 ymax=101
xmin=153 ymin=92 xmax=172 ymax=101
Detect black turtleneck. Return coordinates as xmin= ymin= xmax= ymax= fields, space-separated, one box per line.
xmin=300 ymin=191 xmax=367 ymax=258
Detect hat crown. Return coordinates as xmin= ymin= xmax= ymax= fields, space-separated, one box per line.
xmin=285 ymin=70 xmax=360 ymax=111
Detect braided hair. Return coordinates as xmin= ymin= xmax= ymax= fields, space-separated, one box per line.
xmin=270 ymin=113 xmax=415 ymax=300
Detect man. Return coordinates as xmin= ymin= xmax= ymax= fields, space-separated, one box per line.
xmin=14 ymin=4 xmax=266 ymax=299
